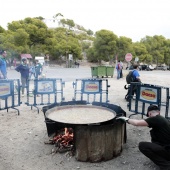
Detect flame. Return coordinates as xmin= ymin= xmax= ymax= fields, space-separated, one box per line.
xmin=49 ymin=128 xmax=74 ymax=152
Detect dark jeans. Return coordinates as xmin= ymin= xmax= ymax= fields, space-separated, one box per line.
xmin=120 ymin=69 xmax=123 ymax=78
xmin=21 ymin=77 xmax=28 ymax=94
xmin=139 ymin=142 xmax=170 ymax=169
xmin=125 ymin=81 xmax=141 ymax=101
xmin=125 ymin=84 xmax=137 ymax=101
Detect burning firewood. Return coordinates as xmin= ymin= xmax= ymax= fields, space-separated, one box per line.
xmin=45 ymin=128 xmax=74 ymax=153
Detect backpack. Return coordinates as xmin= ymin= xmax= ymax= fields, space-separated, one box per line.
xmin=126 ymin=70 xmax=134 ymax=84
xmin=116 ymin=63 xmax=121 ymax=70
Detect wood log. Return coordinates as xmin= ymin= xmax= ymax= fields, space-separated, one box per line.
xmin=74 ymin=121 xmax=125 ymax=162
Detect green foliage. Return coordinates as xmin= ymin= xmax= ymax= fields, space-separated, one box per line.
xmin=117 ymin=36 xmax=133 ymax=61
xmin=60 ymin=19 xmax=75 ymax=29
xmin=140 ymin=35 xmax=169 ymax=65
xmin=0 ymin=34 xmax=6 ymax=46
xmin=86 ymin=47 xmax=98 ymax=62
xmin=0 ymin=26 xmax=5 ymax=33
xmin=13 ymin=29 xmax=29 ymax=46
xmin=86 ymin=29 xmax=93 ymax=36
xmin=81 ymin=41 xmax=92 ymax=52
xmin=1 ymin=15 xmax=170 ymax=65
xmin=53 ymin=13 xmax=64 ymax=18
xmin=132 ymin=42 xmax=148 ymax=62
xmin=34 ymin=16 xmax=44 ymax=20
xmin=8 ymin=21 xmax=24 ymax=32
xmin=93 ymin=29 xmax=118 ymax=63
xmin=164 ymin=39 xmax=170 ymax=65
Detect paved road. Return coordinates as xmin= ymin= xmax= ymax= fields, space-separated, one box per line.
xmin=7 ymin=66 xmax=92 ymax=82
xmin=7 ymin=66 xmax=170 ymax=82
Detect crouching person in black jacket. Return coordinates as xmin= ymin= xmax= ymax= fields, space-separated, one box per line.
xmin=117 ymin=105 xmax=170 ymax=170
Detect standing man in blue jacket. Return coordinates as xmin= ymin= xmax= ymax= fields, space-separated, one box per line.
xmin=0 ymin=50 xmax=7 ymax=79
xmin=15 ymin=58 xmax=29 ymax=97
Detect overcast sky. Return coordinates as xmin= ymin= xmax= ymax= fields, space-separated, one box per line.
xmin=1 ymin=0 xmax=170 ymax=42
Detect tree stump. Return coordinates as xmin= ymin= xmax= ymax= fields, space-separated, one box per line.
xmin=74 ymin=121 xmax=125 ymax=162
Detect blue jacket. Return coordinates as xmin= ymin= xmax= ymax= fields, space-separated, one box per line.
xmin=132 ymin=70 xmax=140 ymax=82
xmin=15 ymin=64 xmax=29 ymax=79
xmin=0 ymin=56 xmax=7 ymax=79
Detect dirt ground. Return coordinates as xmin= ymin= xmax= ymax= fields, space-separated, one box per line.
xmin=0 ymin=66 xmax=170 ymax=170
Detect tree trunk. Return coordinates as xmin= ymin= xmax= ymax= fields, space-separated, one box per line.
xmin=74 ymin=121 xmax=125 ymax=162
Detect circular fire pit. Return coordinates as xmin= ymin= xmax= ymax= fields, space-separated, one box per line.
xmin=43 ymin=102 xmax=126 ymax=162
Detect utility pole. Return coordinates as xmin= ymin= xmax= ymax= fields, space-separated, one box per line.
xmin=66 ymin=31 xmax=69 ymax=68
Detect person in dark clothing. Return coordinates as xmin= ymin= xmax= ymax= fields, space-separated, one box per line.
xmin=35 ymin=60 xmax=42 ymax=79
xmin=120 ymin=61 xmax=123 ymax=78
xmin=125 ymin=64 xmax=141 ymax=101
xmin=117 ymin=105 xmax=170 ymax=170
xmin=74 ymin=61 xmax=80 ymax=68
xmin=15 ymin=58 xmax=29 ymax=97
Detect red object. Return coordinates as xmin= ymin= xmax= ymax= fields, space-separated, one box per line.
xmin=20 ymin=54 xmax=32 ymax=59
xmin=125 ymin=53 xmax=132 ymax=61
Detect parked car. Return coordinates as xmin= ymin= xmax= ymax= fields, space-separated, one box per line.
xmin=155 ymin=65 xmax=167 ymax=71
xmin=126 ymin=65 xmax=141 ymax=71
xmin=140 ymin=65 xmax=147 ymax=70
xmin=148 ymin=65 xmax=155 ymax=71
xmin=126 ymin=65 xmax=154 ymax=71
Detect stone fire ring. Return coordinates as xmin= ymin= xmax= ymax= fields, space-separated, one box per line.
xmin=45 ymin=105 xmax=116 ymax=125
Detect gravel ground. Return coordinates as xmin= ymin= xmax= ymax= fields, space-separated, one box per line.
xmin=0 ymin=66 xmax=170 ymax=170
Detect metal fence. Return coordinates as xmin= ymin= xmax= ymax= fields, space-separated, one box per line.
xmin=72 ymin=78 xmax=110 ymax=103
xmin=128 ymin=83 xmax=170 ymax=119
xmin=0 ymin=79 xmax=21 ymax=115
xmin=25 ymin=78 xmax=65 ymax=113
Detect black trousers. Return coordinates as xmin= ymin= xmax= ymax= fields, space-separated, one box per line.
xmin=120 ymin=69 xmax=123 ymax=78
xmin=125 ymin=84 xmax=137 ymax=101
xmin=139 ymin=142 xmax=170 ymax=169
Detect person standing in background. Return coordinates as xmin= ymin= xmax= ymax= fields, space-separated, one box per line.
xmin=13 ymin=58 xmax=17 ymax=68
xmin=35 ymin=60 xmax=42 ymax=79
xmin=29 ymin=63 xmax=35 ymax=79
xmin=15 ymin=58 xmax=29 ymax=97
xmin=120 ymin=61 xmax=123 ymax=78
xmin=0 ymin=50 xmax=7 ymax=79
xmin=116 ymin=60 xmax=122 ymax=79
xmin=125 ymin=64 xmax=141 ymax=101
